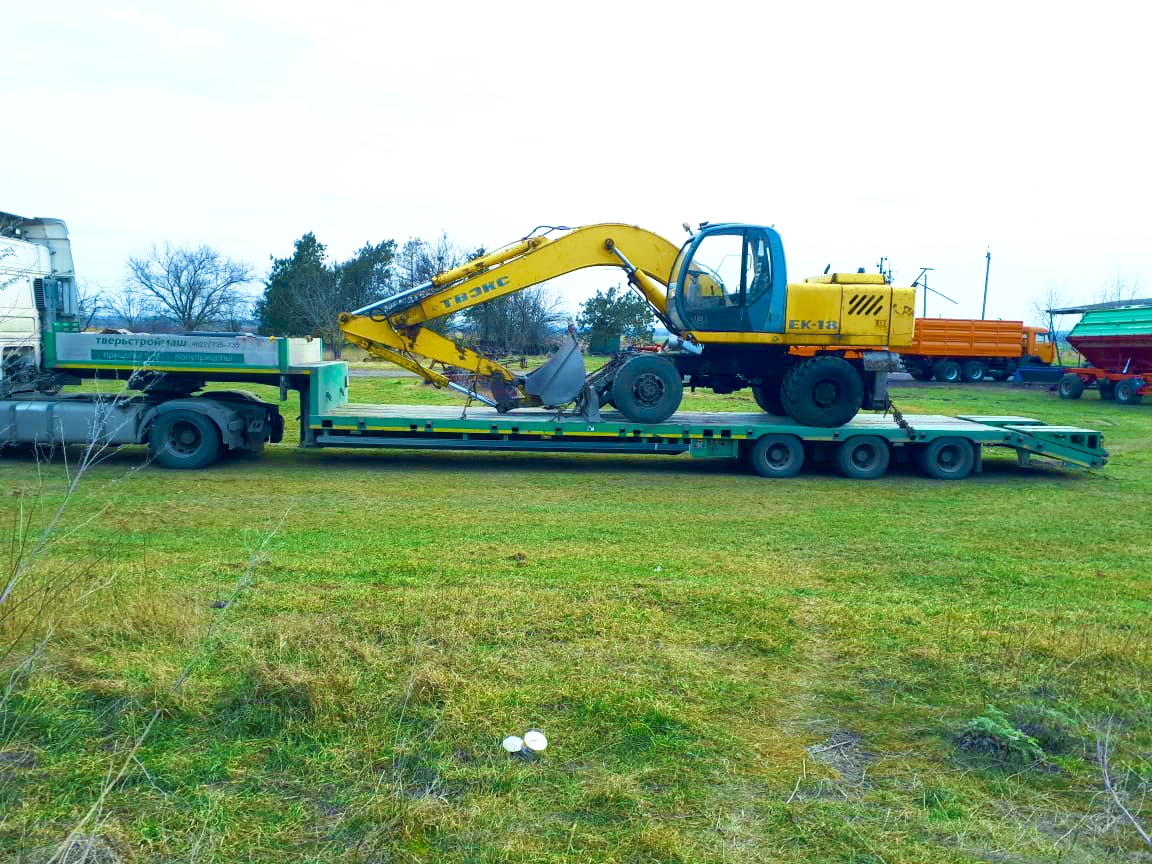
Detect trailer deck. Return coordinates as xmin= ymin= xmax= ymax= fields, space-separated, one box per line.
xmin=303 ymin=402 xmax=1107 ymax=477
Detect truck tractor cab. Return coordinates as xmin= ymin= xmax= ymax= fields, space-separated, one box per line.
xmin=1023 ymin=326 xmax=1055 ymax=365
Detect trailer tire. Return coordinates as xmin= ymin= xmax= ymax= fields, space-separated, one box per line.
xmin=781 ymin=356 xmax=863 ymax=427
xmin=751 ymin=379 xmax=785 ymax=415
xmin=610 ymin=355 xmax=682 ymax=423
xmin=933 ymin=359 xmax=962 ymax=383
xmin=1058 ymin=374 xmax=1085 ymax=400
xmin=1115 ymin=378 xmax=1144 ymax=405
xmin=747 ymin=434 xmax=805 ymax=478
xmin=835 ymin=435 xmax=891 ymax=479
xmin=961 ymin=360 xmax=987 ymax=383
xmin=149 ymin=410 xmax=221 ymax=470
xmin=916 ymin=437 xmax=975 ymax=480
xmin=1098 ymin=379 xmax=1116 ymax=400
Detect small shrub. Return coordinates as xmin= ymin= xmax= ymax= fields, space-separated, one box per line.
xmin=1013 ymin=703 xmax=1080 ymax=754
xmin=957 ymin=705 xmax=1045 ymax=765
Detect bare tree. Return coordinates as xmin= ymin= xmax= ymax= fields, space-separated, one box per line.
xmin=1096 ymin=271 xmax=1143 ymax=305
xmin=126 ymin=243 xmax=254 ymax=331
xmin=74 ymin=280 xmax=106 ymax=330
xmin=104 ymin=289 xmax=157 ymax=331
xmin=1029 ymin=284 xmax=1071 ymax=365
xmin=461 ymin=285 xmax=566 ymax=354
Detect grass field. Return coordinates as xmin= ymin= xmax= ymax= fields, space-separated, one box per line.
xmin=1 ymin=381 xmax=1150 ymax=863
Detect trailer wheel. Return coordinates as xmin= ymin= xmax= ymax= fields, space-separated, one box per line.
xmin=747 ymin=434 xmax=805 ymax=478
xmin=1098 ymin=379 xmax=1116 ymax=400
xmin=835 ymin=435 xmax=891 ymax=479
xmin=1058 ymin=374 xmax=1085 ymax=400
xmin=1115 ymin=378 xmax=1144 ymax=405
xmin=149 ymin=410 xmax=221 ymax=469
xmin=933 ymin=359 xmax=962 ymax=383
xmin=610 ymin=355 xmax=682 ymax=423
xmin=781 ymin=356 xmax=863 ymax=427
xmin=916 ymin=437 xmax=975 ymax=480
xmin=751 ymin=379 xmax=785 ymax=415
xmin=961 ymin=360 xmax=987 ymax=383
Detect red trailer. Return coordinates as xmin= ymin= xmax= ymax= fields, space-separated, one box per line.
xmin=1053 ymin=302 xmax=1152 ymax=404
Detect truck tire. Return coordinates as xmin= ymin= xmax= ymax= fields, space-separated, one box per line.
xmin=835 ymin=435 xmax=891 ymax=479
xmin=1098 ymin=378 xmax=1116 ymax=401
xmin=1058 ymin=374 xmax=1085 ymax=400
xmin=1115 ymin=378 xmax=1144 ymax=405
xmin=610 ymin=355 xmax=682 ymax=423
xmin=751 ymin=379 xmax=785 ymax=416
xmin=916 ymin=437 xmax=975 ymax=480
xmin=933 ymin=359 xmax=962 ymax=383
xmin=746 ymin=434 xmax=805 ymax=478
xmin=961 ymin=360 xmax=987 ymax=383
xmin=990 ymin=369 xmax=1011 ymax=382
xmin=149 ymin=410 xmax=221 ymax=469
xmin=780 ymin=356 xmax=863 ymax=427
xmin=909 ymin=368 xmax=935 ymax=382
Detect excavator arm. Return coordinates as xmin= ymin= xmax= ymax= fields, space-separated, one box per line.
xmin=337 ymin=224 xmax=681 ymax=408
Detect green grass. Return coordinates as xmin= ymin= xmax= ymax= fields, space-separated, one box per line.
xmin=1 ymin=382 xmax=1150 ymax=862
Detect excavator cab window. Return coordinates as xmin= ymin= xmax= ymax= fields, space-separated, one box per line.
xmin=671 ymin=227 xmax=777 ymax=333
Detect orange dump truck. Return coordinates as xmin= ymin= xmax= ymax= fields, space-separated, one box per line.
xmin=899 ymin=319 xmax=1055 ymax=382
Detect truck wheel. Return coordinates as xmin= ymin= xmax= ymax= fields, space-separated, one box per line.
xmin=747 ymin=434 xmax=805 ymax=478
xmin=990 ymin=369 xmax=1011 ymax=381
xmin=149 ymin=410 xmax=221 ymax=469
xmin=961 ymin=360 xmax=987 ymax=383
xmin=909 ymin=368 xmax=935 ymax=382
xmin=1058 ymin=374 xmax=1085 ymax=400
xmin=1098 ymin=379 xmax=1116 ymax=400
xmin=835 ymin=435 xmax=891 ymax=479
xmin=1115 ymin=378 xmax=1144 ymax=405
xmin=610 ymin=355 xmax=682 ymax=423
xmin=781 ymin=356 xmax=863 ymax=427
xmin=933 ymin=359 xmax=962 ymax=383
xmin=916 ymin=437 xmax=975 ymax=480
xmin=751 ymin=379 xmax=785 ymax=415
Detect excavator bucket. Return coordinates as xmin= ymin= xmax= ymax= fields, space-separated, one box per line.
xmin=520 ymin=333 xmax=587 ymax=407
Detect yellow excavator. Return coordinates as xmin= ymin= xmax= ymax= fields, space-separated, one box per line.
xmin=338 ymin=222 xmax=916 ymax=426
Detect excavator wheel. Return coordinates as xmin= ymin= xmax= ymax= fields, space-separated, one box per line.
xmin=610 ymin=355 xmax=683 ymax=423
xmin=780 ymin=356 xmax=863 ymax=428
xmin=751 ymin=379 xmax=785 ymax=416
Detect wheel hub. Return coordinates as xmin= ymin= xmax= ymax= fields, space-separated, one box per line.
xmin=631 ymin=372 xmax=666 ymax=406
xmin=812 ymin=380 xmax=839 ymax=408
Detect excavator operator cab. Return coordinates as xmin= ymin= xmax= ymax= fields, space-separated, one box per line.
xmin=667 ymin=224 xmax=787 ymax=334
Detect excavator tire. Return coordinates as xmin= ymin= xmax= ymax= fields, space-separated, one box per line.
xmin=751 ymin=379 xmax=785 ymax=416
xmin=610 ymin=355 xmax=682 ymax=423
xmin=780 ymin=356 xmax=863 ymax=428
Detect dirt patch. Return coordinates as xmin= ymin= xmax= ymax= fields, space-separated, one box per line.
xmin=787 ymin=730 xmax=878 ymax=802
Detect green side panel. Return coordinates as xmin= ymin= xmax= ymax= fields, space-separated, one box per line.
xmin=1068 ymin=308 xmax=1152 ymax=339
xmin=308 ymin=362 xmax=350 ymax=418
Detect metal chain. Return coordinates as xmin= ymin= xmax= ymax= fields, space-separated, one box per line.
xmin=887 ymin=399 xmax=918 ymax=440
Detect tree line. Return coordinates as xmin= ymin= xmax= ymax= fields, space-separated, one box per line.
xmin=86 ymin=231 xmax=655 ymax=356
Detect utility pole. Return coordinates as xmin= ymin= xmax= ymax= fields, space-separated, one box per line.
xmin=911 ymin=267 xmax=956 ymax=317
xmin=981 ymin=248 xmax=991 ymax=319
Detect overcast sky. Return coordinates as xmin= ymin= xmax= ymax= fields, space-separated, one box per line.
xmin=5 ymin=1 xmax=1149 ymax=323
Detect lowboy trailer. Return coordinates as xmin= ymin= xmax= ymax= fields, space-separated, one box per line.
xmin=291 ymin=362 xmax=1106 ymax=479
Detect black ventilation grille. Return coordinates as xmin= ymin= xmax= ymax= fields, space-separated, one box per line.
xmin=33 ymin=277 xmax=46 ymax=309
xmin=848 ymin=294 xmax=885 ymax=317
